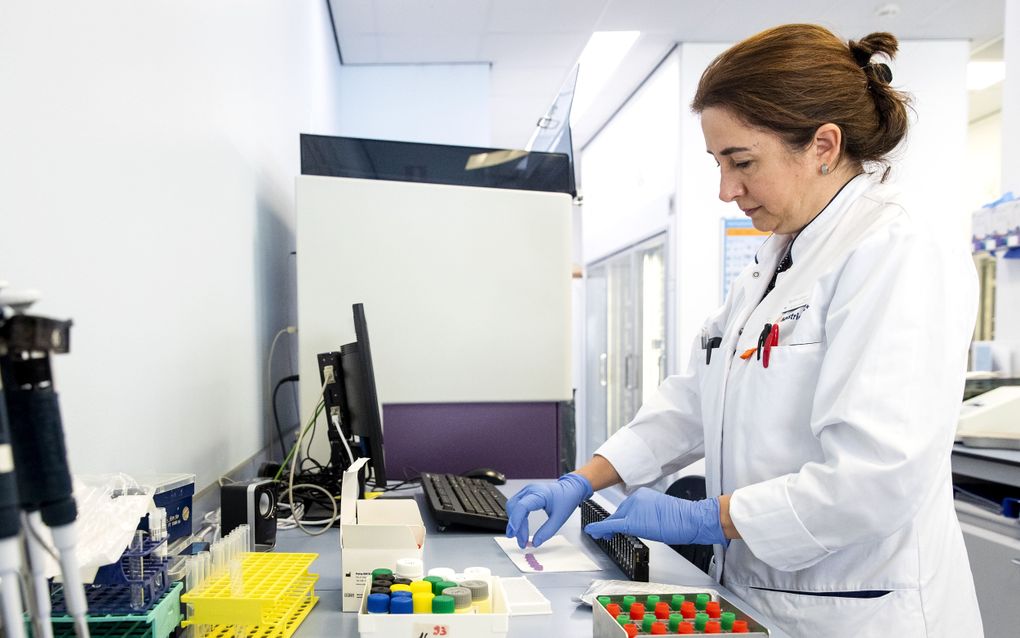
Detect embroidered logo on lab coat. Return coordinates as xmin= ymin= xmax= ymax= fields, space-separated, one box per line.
xmin=779 ymin=304 xmax=809 ymax=323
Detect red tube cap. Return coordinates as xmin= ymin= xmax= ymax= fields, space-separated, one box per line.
xmin=628 ymin=603 xmax=645 ymax=620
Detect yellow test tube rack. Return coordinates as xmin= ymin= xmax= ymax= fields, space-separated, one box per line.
xmin=180 ymin=552 xmax=318 ymax=638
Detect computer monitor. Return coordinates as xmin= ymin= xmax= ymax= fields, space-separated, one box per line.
xmin=334 ymin=303 xmax=386 ymax=487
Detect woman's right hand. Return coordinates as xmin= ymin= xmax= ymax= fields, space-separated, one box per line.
xmin=504 ymin=473 xmax=594 ymax=549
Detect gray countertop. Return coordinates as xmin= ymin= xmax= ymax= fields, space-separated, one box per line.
xmin=277 ymin=479 xmax=790 ymax=637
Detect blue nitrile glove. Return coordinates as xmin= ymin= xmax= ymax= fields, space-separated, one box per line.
xmin=505 ymin=473 xmax=593 ymax=549
xmin=583 ymin=487 xmax=727 ymax=546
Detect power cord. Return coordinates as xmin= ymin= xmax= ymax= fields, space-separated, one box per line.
xmin=330 ymin=413 xmax=356 ymax=468
xmin=267 ymin=326 xmax=298 ymax=457
xmin=281 ymin=379 xmax=344 ymax=536
xmin=272 ymin=375 xmax=300 ymax=459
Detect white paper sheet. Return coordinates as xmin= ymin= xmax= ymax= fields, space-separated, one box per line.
xmin=494 ymin=535 xmax=601 ymax=573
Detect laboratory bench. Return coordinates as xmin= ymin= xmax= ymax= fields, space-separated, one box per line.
xmin=278 ymin=479 xmax=791 ymax=638
xmin=952 ymin=442 xmax=1020 ymax=489
xmin=951 ymin=444 xmax=1020 ymax=637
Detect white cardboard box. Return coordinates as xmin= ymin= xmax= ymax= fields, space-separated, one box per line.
xmin=358 ymin=575 xmax=510 ymax=637
xmin=340 ymin=458 xmax=426 ymax=612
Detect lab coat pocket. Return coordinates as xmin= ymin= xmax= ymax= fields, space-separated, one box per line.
xmin=740 ymin=586 xmax=925 ymax=638
xmin=727 ymin=342 xmax=826 ymax=477
xmin=746 ymin=342 xmax=824 ymax=404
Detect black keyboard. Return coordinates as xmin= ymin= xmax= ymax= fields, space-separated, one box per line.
xmin=421 ymin=473 xmax=509 ymax=532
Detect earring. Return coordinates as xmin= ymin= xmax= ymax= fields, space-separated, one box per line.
xmin=820 ymin=163 xmax=829 ymax=176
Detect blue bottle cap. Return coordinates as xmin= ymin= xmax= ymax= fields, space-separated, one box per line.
xmin=391 ymin=590 xmax=414 ymax=598
xmin=390 ymin=595 xmax=414 ymax=614
xmin=367 ymin=593 xmax=390 ymax=614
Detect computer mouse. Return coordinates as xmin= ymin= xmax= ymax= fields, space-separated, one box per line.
xmin=463 ymin=467 xmax=507 ymax=486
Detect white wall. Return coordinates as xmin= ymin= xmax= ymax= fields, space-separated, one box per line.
xmin=887 ymin=41 xmax=971 ymax=247
xmin=995 ymin=0 xmax=1020 ymax=343
xmin=0 ymin=1 xmax=343 ymax=491
xmin=675 ymin=44 xmax=733 ymax=371
xmin=580 ymin=55 xmax=680 ymax=263
xmin=1004 ymin=1 xmax=1020 ymax=194
xmin=337 ymin=64 xmax=491 ymax=147
xmin=966 ymin=112 xmax=1003 ymax=208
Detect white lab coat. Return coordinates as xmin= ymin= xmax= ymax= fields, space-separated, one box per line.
xmin=595 ymin=174 xmax=983 ymax=637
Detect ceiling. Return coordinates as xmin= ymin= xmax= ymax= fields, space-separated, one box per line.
xmin=330 ymin=0 xmax=1006 ymax=149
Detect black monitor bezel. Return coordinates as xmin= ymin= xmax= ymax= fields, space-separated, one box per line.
xmin=343 ymin=303 xmax=386 ymax=487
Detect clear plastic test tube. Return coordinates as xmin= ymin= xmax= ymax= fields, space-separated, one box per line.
xmin=128 ymin=530 xmax=146 ymax=610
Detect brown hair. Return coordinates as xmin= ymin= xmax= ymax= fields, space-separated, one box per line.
xmin=691 ymin=24 xmax=910 ymax=176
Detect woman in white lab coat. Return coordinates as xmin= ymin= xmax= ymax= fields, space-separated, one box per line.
xmin=505 ymin=24 xmax=983 ymax=637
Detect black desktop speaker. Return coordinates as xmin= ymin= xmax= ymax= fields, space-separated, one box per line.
xmin=220 ymin=479 xmax=277 ymax=551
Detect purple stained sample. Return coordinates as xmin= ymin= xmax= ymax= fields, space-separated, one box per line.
xmin=524 ymin=553 xmax=544 ymax=571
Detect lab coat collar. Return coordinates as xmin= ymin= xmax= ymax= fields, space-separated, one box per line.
xmin=786 ymin=173 xmax=873 ymax=263
xmin=752 ymin=173 xmax=873 ymax=267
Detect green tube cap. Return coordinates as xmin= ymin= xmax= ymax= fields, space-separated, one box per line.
xmin=695 ymin=612 xmax=709 ymax=631
xmin=721 ymin=611 xmax=736 ymax=630
xmin=696 ymin=593 xmax=710 ymax=610
xmin=432 ymin=595 xmax=455 ymax=613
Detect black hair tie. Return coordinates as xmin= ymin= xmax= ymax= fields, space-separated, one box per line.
xmin=866 ymin=61 xmax=893 ymax=84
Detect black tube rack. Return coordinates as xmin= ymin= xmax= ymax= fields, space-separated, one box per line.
xmin=580 ymin=499 xmax=649 ymax=581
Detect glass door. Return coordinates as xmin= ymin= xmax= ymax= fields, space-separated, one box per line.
xmin=584 ymin=233 xmax=667 ymax=458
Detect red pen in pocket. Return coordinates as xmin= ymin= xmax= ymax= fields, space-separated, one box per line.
xmin=763 ymin=323 xmax=779 ymax=368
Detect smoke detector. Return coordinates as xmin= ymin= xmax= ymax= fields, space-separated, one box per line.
xmin=875 ymin=3 xmax=901 ymax=18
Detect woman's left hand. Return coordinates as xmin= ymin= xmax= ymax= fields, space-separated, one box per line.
xmin=583 ymin=487 xmax=728 ymax=546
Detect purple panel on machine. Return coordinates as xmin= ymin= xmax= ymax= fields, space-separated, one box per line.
xmin=381 ymin=402 xmax=561 ymax=479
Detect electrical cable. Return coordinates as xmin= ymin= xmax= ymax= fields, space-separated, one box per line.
xmin=330 ymin=413 xmax=356 ymax=468
xmin=267 ymin=327 xmax=297 ymax=458
xmin=272 ymin=375 xmax=299 ymax=460
xmin=274 ymin=401 xmax=323 ymax=483
xmin=371 ymin=477 xmax=422 ymax=493
xmin=278 ymin=483 xmax=339 ymax=535
xmin=303 ymin=406 xmax=320 ymax=467
xmin=285 ymin=380 xmax=342 ymax=536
